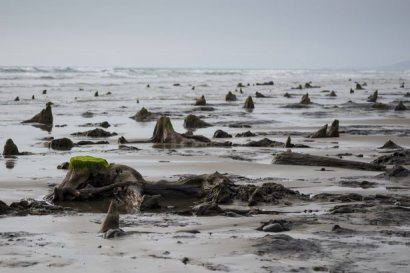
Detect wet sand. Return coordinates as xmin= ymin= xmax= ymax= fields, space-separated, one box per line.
xmin=0 ymin=68 xmax=409 ymax=272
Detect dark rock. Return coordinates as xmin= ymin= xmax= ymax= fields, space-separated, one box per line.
xmin=395 ymin=101 xmax=407 ymax=111
xmin=213 ymin=130 xmax=232 ymax=138
xmin=22 ymin=102 xmax=53 ymax=125
xmin=57 ymin=162 xmax=70 ymax=170
xmin=235 ymin=131 xmax=256 ymax=137
xmin=14 ymin=96 xmax=19 ymax=101
xmin=262 ymin=223 xmax=285 ymax=232
xmin=400 ymin=82 xmax=404 ymax=88
xmin=50 ymin=138 xmax=74 ymax=151
xmin=130 ymin=107 xmax=157 ymax=122
xmin=194 ymin=95 xmax=206 ymax=106
xmin=225 ymin=91 xmax=237 ymax=101
xmin=140 ymin=194 xmax=162 ymax=210
xmin=77 ymin=141 xmax=109 ymax=145
xmin=118 ymin=145 xmax=140 ymax=151
xmin=256 ymin=81 xmax=274 ymax=86
xmin=237 ymin=82 xmax=245 ymax=88
xmin=350 ymin=88 xmax=354 ymax=94
xmin=71 ymin=128 xmax=117 ymax=138
xmin=327 ymin=90 xmax=337 ymax=97
xmin=80 ymin=121 xmax=111 ymax=128
xmin=94 ymin=91 xmax=99 ymax=97
xmin=243 ymin=96 xmax=254 ymax=109
xmin=253 ymin=234 xmax=320 ymax=257
xmin=81 ymin=111 xmax=94 ymax=118
xmin=379 ymin=140 xmax=403 ymax=150
xmin=173 ymin=83 xmax=181 ymax=86
xmin=257 ymin=219 xmax=291 ymax=232
xmin=32 ymin=95 xmax=35 ymax=99
xmin=183 ymin=114 xmax=212 ymax=129
xmin=193 ymin=202 xmax=224 ymax=216
xmin=255 ymin=91 xmax=266 ymax=98
xmin=0 ymin=200 xmax=11 ymax=215
xmin=385 ymin=165 xmax=410 ymax=178
xmin=284 ymin=92 xmax=291 ymax=98
xmin=245 ymin=138 xmax=284 ymax=147
xmin=405 ymin=92 xmax=410 ymax=97
xmin=3 ymin=139 xmax=19 ymax=156
xmin=103 ymin=228 xmax=125 ymax=239
xmin=371 ymin=102 xmax=389 ymax=109
xmin=42 ymin=89 xmax=47 ymax=94
xmin=373 ymin=149 xmax=410 ymax=165
xmin=300 ymin=93 xmax=311 ymax=104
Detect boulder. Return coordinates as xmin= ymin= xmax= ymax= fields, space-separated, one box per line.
xmin=71 ymin=128 xmax=117 ymax=138
xmin=183 ymin=114 xmax=212 ymax=129
xmin=256 ymin=81 xmax=274 ymax=86
xmin=213 ymin=130 xmax=232 ymax=138
xmin=235 ymin=131 xmax=256 ymax=137
xmin=50 ymin=138 xmax=74 ymax=151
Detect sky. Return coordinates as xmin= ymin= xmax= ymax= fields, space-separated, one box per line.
xmin=0 ymin=0 xmax=409 ymax=69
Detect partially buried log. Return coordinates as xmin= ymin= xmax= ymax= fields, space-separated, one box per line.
xmin=22 ymin=102 xmax=53 ymax=126
xmin=274 ymin=151 xmax=385 ymax=171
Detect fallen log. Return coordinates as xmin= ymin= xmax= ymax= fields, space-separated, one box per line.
xmin=274 ymin=151 xmax=385 ymax=171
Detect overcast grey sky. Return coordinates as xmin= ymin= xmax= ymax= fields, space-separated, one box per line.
xmin=0 ymin=0 xmax=409 ymax=69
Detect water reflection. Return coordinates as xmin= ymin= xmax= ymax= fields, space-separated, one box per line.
xmin=5 ymin=159 xmax=16 ymax=169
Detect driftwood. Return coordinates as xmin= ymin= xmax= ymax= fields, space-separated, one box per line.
xmin=274 ymin=151 xmax=385 ymax=171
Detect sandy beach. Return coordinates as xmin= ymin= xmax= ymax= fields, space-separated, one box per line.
xmin=0 ymin=67 xmax=409 ymax=273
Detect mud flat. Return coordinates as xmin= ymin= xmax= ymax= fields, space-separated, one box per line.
xmin=0 ymin=68 xmax=410 ymax=272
